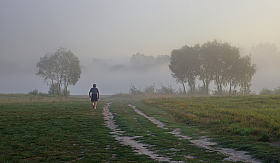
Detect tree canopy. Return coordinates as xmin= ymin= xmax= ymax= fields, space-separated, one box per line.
xmin=36 ymin=48 xmax=81 ymax=96
xmin=169 ymin=40 xmax=256 ymax=95
xmin=169 ymin=45 xmax=199 ymax=95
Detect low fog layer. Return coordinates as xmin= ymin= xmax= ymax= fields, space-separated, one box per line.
xmin=1 ymin=44 xmax=280 ymax=95
xmin=0 ymin=53 xmax=177 ymax=95
xmin=249 ymin=43 xmax=280 ymax=93
xmin=69 ymin=53 xmax=176 ymax=95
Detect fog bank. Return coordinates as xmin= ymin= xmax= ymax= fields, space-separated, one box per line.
xmin=1 ymin=44 xmax=280 ymax=95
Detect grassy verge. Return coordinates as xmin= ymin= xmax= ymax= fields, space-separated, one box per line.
xmin=142 ymin=95 xmax=280 ymax=162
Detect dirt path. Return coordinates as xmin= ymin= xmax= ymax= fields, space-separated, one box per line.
xmin=102 ymin=102 xmax=262 ymax=162
xmin=102 ymin=102 xmax=183 ymax=162
xmin=128 ymin=104 xmax=262 ymax=163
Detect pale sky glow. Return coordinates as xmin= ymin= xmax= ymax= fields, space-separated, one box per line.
xmin=1 ymin=0 xmax=279 ymax=59
xmin=0 ymin=0 xmax=280 ymax=94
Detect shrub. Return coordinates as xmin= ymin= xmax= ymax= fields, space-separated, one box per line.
xmin=28 ymin=89 xmax=39 ymax=95
xmin=129 ymin=84 xmax=142 ymax=95
xmin=258 ymin=131 xmax=270 ymax=142
xmin=259 ymin=88 xmax=273 ymax=95
xmin=156 ymin=84 xmax=176 ymax=94
xmin=143 ymin=84 xmax=156 ymax=94
xmin=273 ymin=87 xmax=280 ymax=95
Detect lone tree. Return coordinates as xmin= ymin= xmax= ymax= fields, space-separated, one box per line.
xmin=36 ymin=48 xmax=81 ymax=96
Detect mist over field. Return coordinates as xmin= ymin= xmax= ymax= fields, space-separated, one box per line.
xmin=69 ymin=54 xmax=176 ymax=95
xmin=0 ymin=53 xmax=176 ymax=95
xmin=249 ymin=44 xmax=280 ymax=93
xmin=1 ymin=46 xmax=280 ymax=95
xmin=1 ymin=1 xmax=280 ymax=95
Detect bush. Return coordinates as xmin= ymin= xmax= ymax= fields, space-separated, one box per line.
xmin=156 ymin=84 xmax=176 ymax=94
xmin=258 ymin=131 xmax=270 ymax=142
xmin=129 ymin=84 xmax=142 ymax=95
xmin=143 ymin=84 xmax=156 ymax=94
xmin=129 ymin=84 xmax=177 ymax=95
xmin=273 ymin=87 xmax=280 ymax=95
xmin=28 ymin=89 xmax=48 ymax=97
xmin=62 ymin=88 xmax=70 ymax=97
xmin=260 ymin=88 xmax=273 ymax=95
xmin=259 ymin=87 xmax=280 ymax=95
xmin=28 ymin=89 xmax=39 ymax=95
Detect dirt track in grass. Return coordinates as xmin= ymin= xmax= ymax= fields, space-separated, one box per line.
xmin=102 ymin=102 xmax=176 ymax=162
xmin=102 ymin=102 xmax=262 ymax=163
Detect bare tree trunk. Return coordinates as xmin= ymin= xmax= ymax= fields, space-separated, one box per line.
xmin=51 ymin=79 xmax=54 ymax=94
xmin=219 ymin=83 xmax=223 ymax=95
xmin=229 ymin=81 xmax=232 ymax=95
xmin=205 ymin=80 xmax=209 ymax=95
xmin=65 ymin=85 xmax=68 ymax=97
xmin=182 ymin=83 xmax=186 ymax=95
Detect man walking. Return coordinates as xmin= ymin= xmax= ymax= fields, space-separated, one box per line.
xmin=89 ymin=84 xmax=99 ymax=109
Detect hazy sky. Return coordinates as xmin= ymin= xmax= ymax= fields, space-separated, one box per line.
xmin=1 ymin=0 xmax=280 ymax=94
xmin=1 ymin=0 xmax=280 ymax=59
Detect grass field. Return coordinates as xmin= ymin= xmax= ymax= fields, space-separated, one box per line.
xmin=0 ymin=94 xmax=279 ymax=162
xmin=142 ymin=95 xmax=280 ymax=162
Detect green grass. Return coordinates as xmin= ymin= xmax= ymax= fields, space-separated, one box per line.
xmin=1 ymin=94 xmax=280 ymax=162
xmin=0 ymin=94 xmax=79 ymax=103
xmin=144 ymin=96 xmax=280 ymax=139
xmin=143 ymin=95 xmax=280 ymax=162
xmin=0 ymin=97 xmax=155 ymax=162
xmin=109 ymin=101 xmax=228 ymax=162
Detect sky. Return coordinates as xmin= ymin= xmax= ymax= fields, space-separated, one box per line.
xmin=0 ymin=0 xmax=280 ymax=95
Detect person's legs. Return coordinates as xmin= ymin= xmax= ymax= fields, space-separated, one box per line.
xmin=91 ymin=94 xmax=98 ymax=109
xmin=93 ymin=101 xmax=97 ymax=109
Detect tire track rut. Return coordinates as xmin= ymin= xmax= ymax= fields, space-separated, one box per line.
xmin=101 ymin=102 xmax=262 ymax=163
xmin=128 ymin=104 xmax=262 ymax=163
xmin=102 ymin=102 xmax=181 ymax=162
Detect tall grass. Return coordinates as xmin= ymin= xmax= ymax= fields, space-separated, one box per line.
xmin=142 ymin=95 xmax=280 ymax=162
xmin=144 ymin=95 xmax=280 ymax=141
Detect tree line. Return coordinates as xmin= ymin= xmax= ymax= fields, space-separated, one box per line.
xmin=169 ymin=40 xmax=256 ymax=95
